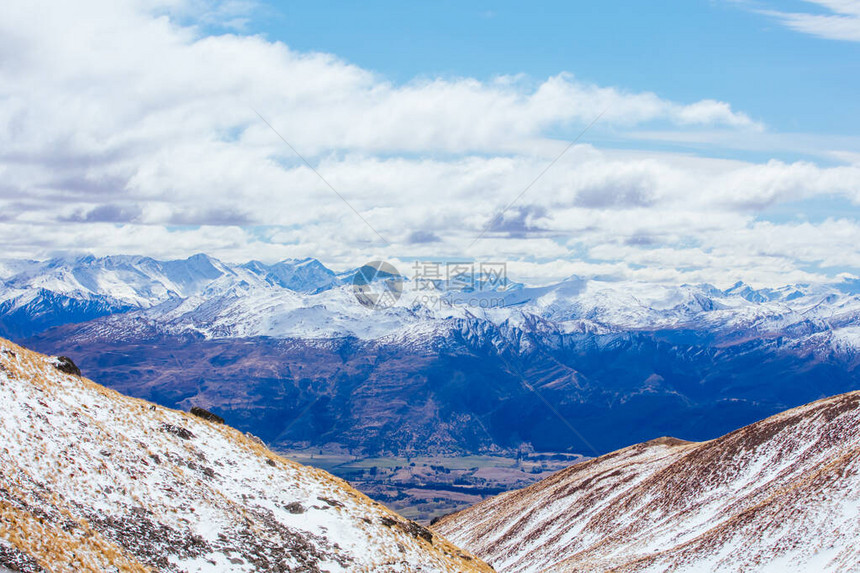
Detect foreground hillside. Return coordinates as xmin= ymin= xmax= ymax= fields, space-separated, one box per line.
xmin=434 ymin=392 xmax=860 ymax=572
xmin=0 ymin=339 xmax=491 ymax=572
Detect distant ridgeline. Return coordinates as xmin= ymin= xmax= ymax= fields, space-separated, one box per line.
xmin=4 ymin=254 xmax=860 ymax=456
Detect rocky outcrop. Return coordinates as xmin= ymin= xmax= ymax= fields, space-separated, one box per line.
xmin=52 ymin=355 xmax=80 ymax=376
xmin=189 ymin=406 xmax=224 ymax=424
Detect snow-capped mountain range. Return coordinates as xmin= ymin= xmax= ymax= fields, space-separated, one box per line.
xmin=434 ymin=390 xmax=860 ymax=572
xmin=0 ymin=254 xmax=342 ymax=339
xmin=0 ymin=338 xmax=491 ymax=572
xmin=3 ymin=253 xmax=860 ymax=350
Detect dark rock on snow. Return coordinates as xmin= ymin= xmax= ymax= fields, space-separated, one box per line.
xmin=160 ymin=423 xmax=195 ymax=440
xmin=190 ymin=406 xmax=224 ymax=425
xmin=53 ymin=356 xmax=81 ymax=377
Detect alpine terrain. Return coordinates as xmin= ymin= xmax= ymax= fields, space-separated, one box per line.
xmin=0 ymin=338 xmax=491 ymax=572
xmin=8 ymin=254 xmax=860 ymax=458
xmin=433 ymin=391 xmax=860 ymax=572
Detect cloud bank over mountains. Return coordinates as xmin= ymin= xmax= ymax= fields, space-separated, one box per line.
xmin=2 ymin=0 xmax=860 ymax=286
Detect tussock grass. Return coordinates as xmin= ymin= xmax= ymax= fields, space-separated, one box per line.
xmin=0 ymin=338 xmax=493 ymax=573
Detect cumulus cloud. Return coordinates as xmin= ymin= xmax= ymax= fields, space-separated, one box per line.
xmin=63 ymin=204 xmax=144 ymax=223
xmin=407 ymin=230 xmax=442 ymax=244
xmin=0 ymin=0 xmax=858 ymax=287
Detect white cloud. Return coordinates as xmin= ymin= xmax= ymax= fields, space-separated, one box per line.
xmin=759 ymin=1 xmax=860 ymax=42
xmin=0 ymin=0 xmax=858 ymax=287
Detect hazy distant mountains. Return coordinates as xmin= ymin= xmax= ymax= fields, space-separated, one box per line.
xmin=0 ymin=254 xmax=339 ymax=339
xmin=4 ymin=254 xmax=860 ymax=457
xmin=5 ymin=253 xmax=860 ymax=344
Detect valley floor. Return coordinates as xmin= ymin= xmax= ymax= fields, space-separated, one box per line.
xmin=281 ymin=450 xmax=586 ymax=523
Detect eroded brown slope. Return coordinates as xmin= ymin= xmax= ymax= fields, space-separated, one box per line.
xmin=435 ymin=393 xmax=860 ymax=572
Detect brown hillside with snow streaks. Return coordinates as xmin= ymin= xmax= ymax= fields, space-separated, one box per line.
xmin=0 ymin=338 xmax=492 ymax=573
xmin=434 ymin=393 xmax=860 ymax=572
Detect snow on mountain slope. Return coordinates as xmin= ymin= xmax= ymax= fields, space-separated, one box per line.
xmin=0 ymin=338 xmax=492 ymax=573
xmin=0 ymin=255 xmax=356 ymax=339
xmin=0 ymin=254 xmax=343 ymax=311
xmin=241 ymin=258 xmax=340 ymax=294
xmin=434 ymin=393 xmax=860 ymax=572
xmin=6 ymin=254 xmax=860 ymax=362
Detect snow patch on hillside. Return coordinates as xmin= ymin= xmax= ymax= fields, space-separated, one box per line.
xmin=0 ymin=339 xmax=491 ymax=572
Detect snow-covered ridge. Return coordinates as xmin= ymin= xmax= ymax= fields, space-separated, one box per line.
xmin=434 ymin=392 xmax=860 ymax=572
xmin=4 ymin=254 xmax=860 ymax=351
xmin=0 ymin=338 xmax=492 ymax=572
xmin=0 ymin=254 xmax=339 ymax=308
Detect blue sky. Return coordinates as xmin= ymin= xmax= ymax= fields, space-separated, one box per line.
xmin=248 ymin=0 xmax=860 ymax=138
xmin=1 ymin=0 xmax=860 ymax=286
